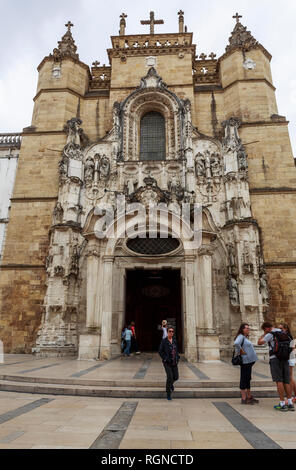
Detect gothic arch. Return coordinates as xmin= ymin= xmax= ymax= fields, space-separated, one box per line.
xmin=118 ymin=68 xmax=186 ymax=161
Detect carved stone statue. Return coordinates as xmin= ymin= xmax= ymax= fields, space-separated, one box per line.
xmin=195 ymin=154 xmax=206 ymax=178
xmin=99 ymin=155 xmax=110 ymax=180
xmin=69 ymin=245 xmax=80 ymax=277
xmin=64 ymin=118 xmax=83 ymax=146
xmin=227 ymin=276 xmax=240 ymax=306
xmin=168 ymin=173 xmax=184 ymax=201
xmin=84 ymin=157 xmax=95 ymax=184
xmin=210 ymin=153 xmax=222 ymax=178
xmin=237 ymin=147 xmax=248 ymax=172
xmin=222 ymin=118 xmax=241 ymax=152
xmin=59 ymin=154 xmax=68 ymax=177
xmin=53 ymin=202 xmax=64 ymax=224
xmin=259 ymin=273 xmax=269 ymax=305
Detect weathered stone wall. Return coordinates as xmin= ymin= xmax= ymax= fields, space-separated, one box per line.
xmin=0 ymin=24 xmax=295 ymax=352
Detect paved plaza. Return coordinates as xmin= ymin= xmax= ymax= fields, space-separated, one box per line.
xmin=0 ymin=354 xmax=294 ymax=449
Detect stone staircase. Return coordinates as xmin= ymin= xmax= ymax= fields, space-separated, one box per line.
xmin=0 ymin=373 xmax=278 ymax=399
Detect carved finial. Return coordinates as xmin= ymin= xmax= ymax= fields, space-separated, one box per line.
xmin=65 ymin=21 xmax=74 ymax=31
xmin=92 ymin=60 xmax=100 ymax=67
xmin=119 ymin=13 xmax=127 ymax=35
xmin=178 ymin=10 xmax=184 ymax=33
xmin=52 ymin=21 xmax=79 ymax=61
xmin=209 ymin=52 xmax=217 ymax=60
xmin=141 ymin=11 xmax=164 ymax=35
xmin=226 ymin=14 xmax=258 ymax=53
xmin=232 ymin=12 xmax=242 ymax=23
xmin=199 ymin=53 xmax=207 ymax=60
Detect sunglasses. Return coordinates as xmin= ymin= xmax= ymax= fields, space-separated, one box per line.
xmin=168 ymin=330 xmax=174 ymax=333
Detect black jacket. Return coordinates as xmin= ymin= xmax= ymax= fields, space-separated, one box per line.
xmin=158 ymin=337 xmax=180 ymax=365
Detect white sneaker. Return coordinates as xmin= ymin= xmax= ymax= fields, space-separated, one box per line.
xmin=136 ymin=351 xmax=141 ymax=354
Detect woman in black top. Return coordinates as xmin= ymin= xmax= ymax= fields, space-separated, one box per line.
xmin=158 ymin=326 xmax=180 ymax=400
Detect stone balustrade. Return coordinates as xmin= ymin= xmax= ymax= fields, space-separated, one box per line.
xmin=0 ymin=133 xmax=22 ymax=149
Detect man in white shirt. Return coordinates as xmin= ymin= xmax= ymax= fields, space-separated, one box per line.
xmin=258 ymin=321 xmax=294 ymax=411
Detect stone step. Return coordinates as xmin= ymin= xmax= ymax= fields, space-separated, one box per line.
xmin=0 ymin=374 xmax=275 ymax=389
xmin=0 ymin=379 xmax=278 ymax=399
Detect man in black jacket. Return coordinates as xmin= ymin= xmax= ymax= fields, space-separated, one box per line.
xmin=158 ymin=326 xmax=180 ymax=400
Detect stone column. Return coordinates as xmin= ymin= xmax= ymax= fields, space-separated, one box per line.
xmin=99 ymin=255 xmax=114 ymax=360
xmin=197 ymin=244 xmax=220 ymax=361
xmin=184 ymin=254 xmax=198 ymax=362
xmin=78 ymin=247 xmax=102 ymax=360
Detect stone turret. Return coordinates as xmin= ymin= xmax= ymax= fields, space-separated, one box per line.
xmin=219 ymin=14 xmax=277 ymax=122
xmin=32 ymin=22 xmax=90 ymax=131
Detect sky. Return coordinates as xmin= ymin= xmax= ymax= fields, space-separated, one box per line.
xmin=0 ymin=0 xmax=295 ymax=157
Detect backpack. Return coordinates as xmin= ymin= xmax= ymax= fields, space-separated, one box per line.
xmin=270 ymin=331 xmax=292 ymax=361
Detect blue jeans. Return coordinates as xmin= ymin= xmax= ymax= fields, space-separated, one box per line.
xmin=124 ymin=340 xmax=131 ymax=355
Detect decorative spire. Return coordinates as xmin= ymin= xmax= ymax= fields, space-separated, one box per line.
xmin=226 ymin=13 xmax=258 ymax=53
xmin=119 ymin=13 xmax=127 ymax=35
xmin=178 ymin=10 xmax=184 ymax=33
xmin=52 ymin=21 xmax=79 ymax=62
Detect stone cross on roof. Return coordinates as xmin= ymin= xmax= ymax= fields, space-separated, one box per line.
xmin=65 ymin=21 xmax=74 ymax=32
xmin=233 ymin=13 xmax=242 ymax=23
xmin=141 ymin=11 xmax=164 ymax=35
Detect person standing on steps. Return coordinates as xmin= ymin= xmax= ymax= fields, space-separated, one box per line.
xmin=158 ymin=326 xmax=180 ymax=401
xmin=234 ymin=323 xmax=259 ymax=405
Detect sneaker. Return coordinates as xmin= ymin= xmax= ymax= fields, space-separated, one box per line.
xmin=249 ymin=396 xmax=259 ymax=404
xmin=136 ymin=351 xmax=141 ymax=354
xmin=167 ymin=393 xmax=172 ymax=401
xmin=287 ymin=404 xmax=295 ymax=411
xmin=274 ymin=404 xmax=289 ymax=412
xmin=241 ymin=398 xmax=254 ymax=405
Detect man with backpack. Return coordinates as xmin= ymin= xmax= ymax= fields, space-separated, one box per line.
xmin=258 ymin=321 xmax=294 ymax=411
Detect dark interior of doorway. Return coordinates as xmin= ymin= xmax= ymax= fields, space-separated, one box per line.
xmin=125 ymin=269 xmax=183 ymax=353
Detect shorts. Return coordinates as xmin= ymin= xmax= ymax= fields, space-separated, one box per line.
xmin=269 ymin=358 xmax=290 ymax=384
xmin=289 ymin=358 xmax=296 ymax=367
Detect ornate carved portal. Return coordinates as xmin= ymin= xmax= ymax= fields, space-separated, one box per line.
xmin=34 ymin=68 xmax=269 ymax=362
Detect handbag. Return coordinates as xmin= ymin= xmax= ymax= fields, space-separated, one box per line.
xmin=231 ymin=337 xmax=245 ymax=366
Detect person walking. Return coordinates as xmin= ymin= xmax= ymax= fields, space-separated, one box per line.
xmin=130 ymin=321 xmax=140 ymax=354
xmin=158 ymin=326 xmax=180 ymax=401
xmin=123 ymin=325 xmax=132 ymax=357
xmin=278 ymin=322 xmax=296 ymax=402
xmin=258 ymin=321 xmax=294 ymax=411
xmin=234 ymin=323 xmax=259 ymax=405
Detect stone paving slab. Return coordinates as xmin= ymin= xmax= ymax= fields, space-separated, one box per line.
xmin=0 ymin=392 xmax=294 ymax=449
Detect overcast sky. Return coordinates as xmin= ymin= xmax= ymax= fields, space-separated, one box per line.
xmin=0 ymin=0 xmax=295 ymax=156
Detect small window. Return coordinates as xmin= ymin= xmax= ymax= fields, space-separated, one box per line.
xmin=140 ymin=111 xmax=165 ymax=161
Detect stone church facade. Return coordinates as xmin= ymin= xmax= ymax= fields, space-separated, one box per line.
xmin=0 ymin=12 xmax=295 ymax=361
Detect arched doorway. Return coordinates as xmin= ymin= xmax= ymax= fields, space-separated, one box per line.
xmin=125 ymin=268 xmax=183 ymax=352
